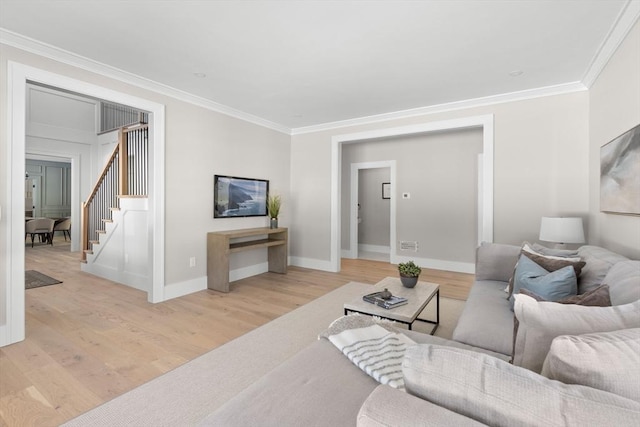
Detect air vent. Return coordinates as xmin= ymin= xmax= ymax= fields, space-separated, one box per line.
xmin=400 ymin=241 xmax=418 ymax=252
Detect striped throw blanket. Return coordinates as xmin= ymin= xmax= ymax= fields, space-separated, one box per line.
xmin=326 ymin=323 xmax=415 ymax=390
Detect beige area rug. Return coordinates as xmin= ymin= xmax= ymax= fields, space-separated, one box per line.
xmin=25 ymin=270 xmax=62 ymax=289
xmin=64 ymin=282 xmax=465 ymax=427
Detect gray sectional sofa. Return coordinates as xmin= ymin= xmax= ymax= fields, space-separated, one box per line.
xmin=202 ymin=243 xmax=640 ymax=426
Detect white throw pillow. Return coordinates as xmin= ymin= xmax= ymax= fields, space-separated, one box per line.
xmin=402 ymin=344 xmax=640 ymax=427
xmin=512 ymin=294 xmax=640 ymax=373
xmin=542 ymin=328 xmax=640 ymax=402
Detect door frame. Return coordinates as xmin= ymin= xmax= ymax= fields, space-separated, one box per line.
xmin=1 ymin=61 xmax=166 ymax=346
xmin=348 ymin=161 xmax=396 ymax=260
xmin=330 ymin=114 xmax=494 ymax=272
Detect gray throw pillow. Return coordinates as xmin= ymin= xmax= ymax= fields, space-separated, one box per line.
xmin=509 ymin=255 xmax=577 ymax=310
xmin=531 ymin=243 xmax=579 ymax=257
xmin=402 ymin=344 xmax=640 ymax=427
xmin=541 ymin=328 xmax=640 ymax=402
xmin=512 ymin=294 xmax=640 ymax=373
xmin=519 ymin=284 xmax=612 ymax=307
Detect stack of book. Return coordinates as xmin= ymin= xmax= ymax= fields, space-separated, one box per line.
xmin=363 ymin=291 xmax=408 ymax=309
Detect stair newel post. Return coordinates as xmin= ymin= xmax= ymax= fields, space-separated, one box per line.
xmin=81 ymin=201 xmax=89 ymax=261
xmin=118 ymin=127 xmax=128 ymax=197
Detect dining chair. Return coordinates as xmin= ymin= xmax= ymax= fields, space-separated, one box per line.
xmin=25 ymin=218 xmax=55 ymax=247
xmin=54 ymin=217 xmax=71 ymax=241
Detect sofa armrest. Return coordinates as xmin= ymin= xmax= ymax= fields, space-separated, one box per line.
xmin=357 ymin=385 xmax=486 ymax=427
xmin=475 ymin=242 xmax=520 ymax=282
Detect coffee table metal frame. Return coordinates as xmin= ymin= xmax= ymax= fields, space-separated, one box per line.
xmin=343 ymin=277 xmax=440 ymax=334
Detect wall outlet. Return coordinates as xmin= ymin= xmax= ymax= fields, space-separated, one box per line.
xmin=189 ymin=257 xmax=196 ymax=267
xmin=402 ymin=192 xmax=411 ymax=199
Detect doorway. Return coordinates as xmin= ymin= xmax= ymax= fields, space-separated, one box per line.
xmin=348 ymin=161 xmax=396 ymax=262
xmin=331 ymin=115 xmax=494 ymax=273
xmin=2 ymin=62 xmax=166 ymax=347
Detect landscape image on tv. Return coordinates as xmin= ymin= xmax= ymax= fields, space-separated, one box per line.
xmin=214 ymin=175 xmax=269 ymax=218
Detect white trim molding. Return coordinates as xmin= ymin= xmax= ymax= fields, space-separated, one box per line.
xmin=349 ymin=161 xmax=397 ymax=260
xmin=331 ymin=114 xmax=494 ymax=273
xmin=582 ymin=0 xmax=640 ymax=88
xmin=2 ymin=61 xmax=166 ymax=346
xmin=0 ymin=29 xmax=290 ymax=135
xmin=394 ymin=254 xmax=475 ymax=275
xmin=292 ymin=83 xmax=585 ymax=135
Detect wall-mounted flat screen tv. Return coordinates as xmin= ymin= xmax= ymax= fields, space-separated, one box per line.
xmin=214 ymin=175 xmax=269 ymax=218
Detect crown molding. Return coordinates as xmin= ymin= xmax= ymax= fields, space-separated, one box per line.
xmin=0 ymin=28 xmax=291 ymax=135
xmin=291 ymin=82 xmax=587 ymax=135
xmin=4 ymin=0 xmax=637 ymax=139
xmin=582 ymin=0 xmax=640 ymax=88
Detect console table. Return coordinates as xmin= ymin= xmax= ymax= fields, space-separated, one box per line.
xmin=207 ymin=227 xmax=288 ymax=292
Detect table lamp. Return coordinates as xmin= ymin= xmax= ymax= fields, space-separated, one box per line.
xmin=539 ymin=217 xmax=585 ymax=248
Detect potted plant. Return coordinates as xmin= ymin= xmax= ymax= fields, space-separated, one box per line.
xmin=267 ymin=194 xmax=281 ymax=229
xmin=398 ymin=260 xmax=421 ymax=288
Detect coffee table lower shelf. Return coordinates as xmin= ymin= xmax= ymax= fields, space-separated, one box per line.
xmin=344 ymin=302 xmax=439 ymax=334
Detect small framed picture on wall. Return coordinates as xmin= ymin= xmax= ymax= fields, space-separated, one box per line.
xmin=382 ymin=182 xmax=391 ymax=199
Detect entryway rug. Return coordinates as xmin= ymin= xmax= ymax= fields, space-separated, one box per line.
xmin=25 ymin=270 xmax=62 ymax=289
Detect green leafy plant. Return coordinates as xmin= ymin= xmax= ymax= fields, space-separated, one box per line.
xmin=398 ymin=260 xmax=421 ymax=277
xmin=267 ymin=194 xmax=282 ymax=219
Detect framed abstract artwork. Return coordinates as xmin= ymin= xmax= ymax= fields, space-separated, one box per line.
xmin=600 ymin=124 xmax=640 ymax=215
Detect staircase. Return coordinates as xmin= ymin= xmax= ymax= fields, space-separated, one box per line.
xmin=81 ymin=124 xmax=150 ymax=290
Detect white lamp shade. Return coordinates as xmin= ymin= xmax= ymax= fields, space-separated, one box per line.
xmin=539 ymin=217 xmax=585 ymax=244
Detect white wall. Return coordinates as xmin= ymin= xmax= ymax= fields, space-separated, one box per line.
xmin=588 ymin=19 xmax=640 ymax=259
xmin=291 ymin=92 xmax=590 ymax=265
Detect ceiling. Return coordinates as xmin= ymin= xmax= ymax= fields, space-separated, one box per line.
xmin=0 ymin=0 xmax=636 ymax=131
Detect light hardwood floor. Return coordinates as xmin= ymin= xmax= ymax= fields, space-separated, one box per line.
xmin=0 ymin=237 xmax=473 ymax=426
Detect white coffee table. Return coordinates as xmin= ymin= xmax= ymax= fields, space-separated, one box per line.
xmin=343 ymin=276 xmax=440 ymax=334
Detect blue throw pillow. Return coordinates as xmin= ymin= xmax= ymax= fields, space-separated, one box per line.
xmin=509 ymin=255 xmax=577 ymax=310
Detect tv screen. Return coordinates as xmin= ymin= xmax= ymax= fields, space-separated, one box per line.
xmin=214 ymin=175 xmax=269 ymax=218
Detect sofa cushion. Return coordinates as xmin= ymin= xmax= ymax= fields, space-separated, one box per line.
xmin=509 ymin=255 xmax=577 ymax=309
xmin=357 ymin=385 xmax=486 ymax=427
xmin=198 ymin=339 xmax=379 ymax=427
xmin=403 ymin=344 xmax=640 ymax=427
xmin=603 ymin=260 xmax=640 ymax=305
xmin=578 ymin=245 xmax=629 ymax=294
xmin=201 ymin=328 xmax=503 ymax=427
xmin=541 ymin=328 xmax=640 ymax=402
xmin=475 ymin=242 xmax=520 ymax=282
xmin=512 ymin=294 xmax=640 ymax=373
xmin=452 ymin=280 xmax=515 ymax=356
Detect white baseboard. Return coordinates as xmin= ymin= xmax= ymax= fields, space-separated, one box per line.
xmin=358 ymin=244 xmax=391 ymax=254
xmin=289 ymin=256 xmax=336 ymax=272
xmin=341 ymin=249 xmax=355 ymax=259
xmin=162 ymin=263 xmax=269 ymax=301
xmin=163 ymin=276 xmax=207 ymax=301
xmin=0 ymin=325 xmax=9 ymax=347
xmin=392 ymin=254 xmax=475 ymax=274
